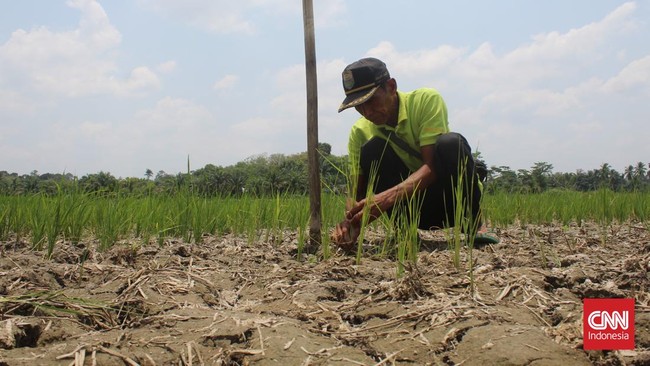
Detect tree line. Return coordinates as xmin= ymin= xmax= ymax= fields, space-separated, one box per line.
xmin=1 ymin=144 xmax=648 ymax=196
xmin=486 ymin=161 xmax=650 ymax=193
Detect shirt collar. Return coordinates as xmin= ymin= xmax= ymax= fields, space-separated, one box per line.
xmin=396 ymin=91 xmax=407 ymax=127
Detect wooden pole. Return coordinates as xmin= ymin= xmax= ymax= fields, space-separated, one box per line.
xmin=302 ymin=0 xmax=321 ymax=253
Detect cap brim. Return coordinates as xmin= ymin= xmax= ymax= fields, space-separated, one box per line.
xmin=338 ymin=85 xmax=380 ymax=113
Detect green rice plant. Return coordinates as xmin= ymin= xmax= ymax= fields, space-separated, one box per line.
xmin=8 ymin=197 xmax=29 ymax=245
xmin=443 ymin=153 xmax=483 ymax=293
xmin=244 ymin=196 xmax=261 ymax=245
xmin=373 ymin=215 xmax=396 ymax=258
xmin=133 ymin=195 xmax=157 ymax=246
xmin=93 ymin=197 xmax=128 ymax=251
xmin=174 ymin=191 xmax=194 ymax=243
xmin=353 ymin=160 xmax=382 ymax=265
xmin=354 ymin=200 xmax=372 ymax=265
xmin=481 ymin=190 xmax=650 ymax=228
xmin=0 ymin=203 xmax=9 ymax=242
xmin=445 ymin=156 xmax=469 ymax=269
xmin=156 ymin=224 xmax=174 ymax=247
xmin=296 ymin=224 xmax=306 ymax=261
xmin=392 ymin=191 xmax=423 ymax=277
xmin=29 ymin=195 xmax=48 ymax=251
xmin=64 ymin=194 xmax=91 ymax=245
xmin=632 ymin=190 xmax=648 ymax=222
xmin=320 ymin=230 xmax=331 ymax=260
xmin=44 ymin=190 xmax=65 ymax=258
xmin=190 ymin=197 xmax=215 ymax=243
xmin=598 ymin=188 xmax=613 ymax=245
xmin=260 ymin=192 xmax=285 ymax=245
xmin=4 ymin=174 xmax=647 ymax=263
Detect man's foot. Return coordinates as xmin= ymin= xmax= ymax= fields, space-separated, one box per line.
xmin=473 ymin=225 xmax=500 ymax=244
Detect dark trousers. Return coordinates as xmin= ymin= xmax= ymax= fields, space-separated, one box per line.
xmin=358 ymin=132 xmax=482 ymax=230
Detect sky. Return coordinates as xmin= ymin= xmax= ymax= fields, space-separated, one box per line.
xmin=1 ymin=0 xmax=649 ymax=178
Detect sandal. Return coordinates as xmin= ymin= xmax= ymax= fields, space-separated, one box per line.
xmin=472 ymin=232 xmax=500 ymax=244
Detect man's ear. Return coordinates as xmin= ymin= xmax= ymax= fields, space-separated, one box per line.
xmin=386 ymin=78 xmax=397 ymax=92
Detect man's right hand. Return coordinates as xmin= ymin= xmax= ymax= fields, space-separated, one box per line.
xmin=330 ymin=219 xmax=360 ymax=249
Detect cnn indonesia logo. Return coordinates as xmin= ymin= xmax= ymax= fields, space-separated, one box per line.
xmin=583 ymin=298 xmax=635 ymax=350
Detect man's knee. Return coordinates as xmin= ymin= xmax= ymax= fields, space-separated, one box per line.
xmin=436 ymin=132 xmax=470 ymax=153
xmin=359 ymin=137 xmax=410 ymax=189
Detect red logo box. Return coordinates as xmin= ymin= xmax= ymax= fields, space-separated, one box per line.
xmin=583 ymin=298 xmax=635 ymax=350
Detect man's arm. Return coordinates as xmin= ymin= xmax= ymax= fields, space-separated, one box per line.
xmin=346 ymin=144 xmax=437 ymax=226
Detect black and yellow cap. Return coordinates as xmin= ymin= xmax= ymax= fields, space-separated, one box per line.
xmin=338 ymin=58 xmax=390 ymax=113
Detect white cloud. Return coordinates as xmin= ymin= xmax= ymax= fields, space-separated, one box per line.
xmin=0 ymin=90 xmax=35 ymax=114
xmin=0 ymin=0 xmax=160 ymax=99
xmin=68 ymin=0 xmax=122 ymax=48
xmin=136 ymin=0 xmax=347 ymax=34
xmin=213 ymin=74 xmax=239 ymax=90
xmin=2 ymin=1 xmax=647 ymax=177
xmin=157 ymin=60 xmax=177 ymax=74
xmin=313 ymin=0 xmax=347 ymax=28
xmin=79 ymin=121 xmax=111 ymax=139
xmin=68 ymin=97 xmax=219 ymax=176
xmin=122 ymin=67 xmax=161 ymax=95
xmin=367 ymin=41 xmax=467 ymax=78
xmin=315 ymin=2 xmax=648 ymax=172
xmin=137 ymin=0 xmax=257 ymax=34
xmin=600 ymin=55 xmax=650 ymax=94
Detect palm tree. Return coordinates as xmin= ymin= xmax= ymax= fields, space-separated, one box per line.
xmin=624 ymin=165 xmax=634 ymax=181
xmin=634 ymin=162 xmax=647 ymax=181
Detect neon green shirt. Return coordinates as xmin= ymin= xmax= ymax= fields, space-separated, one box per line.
xmin=348 ymin=88 xmax=449 ymax=176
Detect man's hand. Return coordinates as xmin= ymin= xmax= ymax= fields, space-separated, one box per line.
xmin=330 ymin=219 xmax=360 ymax=250
xmin=347 ymin=190 xmax=397 ymax=224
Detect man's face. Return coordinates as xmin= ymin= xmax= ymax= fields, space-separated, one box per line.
xmin=354 ymin=79 xmax=397 ymax=126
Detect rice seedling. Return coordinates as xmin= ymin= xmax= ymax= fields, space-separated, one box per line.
xmin=296 ymin=223 xmax=306 ymax=261
xmin=133 ymin=195 xmax=157 ymax=246
xmin=320 ymin=231 xmax=331 ymax=260
xmin=64 ymin=194 xmax=91 ymax=245
xmin=0 ymin=196 xmax=32 ymax=248
xmin=93 ymin=197 xmax=128 ymax=251
xmin=444 ymin=155 xmax=478 ymax=270
xmin=392 ymin=192 xmax=423 ymax=277
xmin=597 ymin=188 xmax=611 ymax=245
xmin=354 ymin=194 xmax=373 ymax=265
xmin=29 ymin=196 xmax=48 ymax=251
xmin=353 ymin=161 xmax=381 ymax=265
xmin=481 ymin=189 xmax=650 ymax=228
xmin=430 ymin=151 xmax=487 ymax=293
xmin=632 ymin=190 xmax=648 ymax=223
xmin=44 ymin=191 xmax=65 ymax=258
xmin=190 ymin=197 xmax=216 ymax=243
xmin=260 ymin=192 xmax=285 ymax=245
xmin=1 ymin=175 xmax=647 ymax=276
xmin=0 ymin=203 xmax=9 ymax=242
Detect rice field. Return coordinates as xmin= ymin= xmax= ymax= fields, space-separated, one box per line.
xmin=0 ymin=189 xmax=647 ymax=256
xmin=1 ymin=189 xmax=648 ymax=365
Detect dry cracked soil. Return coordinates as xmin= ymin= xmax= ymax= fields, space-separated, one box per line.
xmin=0 ymin=221 xmax=649 ymax=365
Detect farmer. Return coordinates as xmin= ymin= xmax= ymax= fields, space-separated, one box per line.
xmin=332 ymin=57 xmax=494 ymax=246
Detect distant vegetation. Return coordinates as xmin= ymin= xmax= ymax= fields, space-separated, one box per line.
xmin=0 ymin=143 xmax=648 ymax=196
